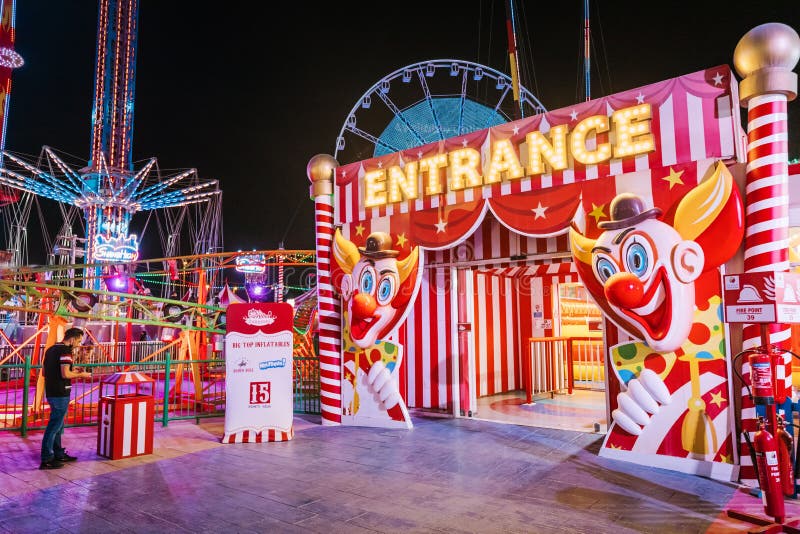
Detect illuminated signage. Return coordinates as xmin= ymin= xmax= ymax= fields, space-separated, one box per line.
xmin=235 ymin=254 xmax=266 ymax=274
xmin=93 ymin=234 xmax=139 ymax=262
xmin=363 ymin=103 xmax=655 ymax=208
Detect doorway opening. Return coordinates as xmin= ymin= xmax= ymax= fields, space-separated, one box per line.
xmin=462 ymin=268 xmax=608 ymax=433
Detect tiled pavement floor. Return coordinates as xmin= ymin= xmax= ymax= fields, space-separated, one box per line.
xmin=1 ymin=412 xmax=799 ymax=533
xmin=474 ymin=390 xmax=607 ymax=433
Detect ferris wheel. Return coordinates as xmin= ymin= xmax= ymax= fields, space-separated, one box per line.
xmin=334 ymin=59 xmax=547 ymax=164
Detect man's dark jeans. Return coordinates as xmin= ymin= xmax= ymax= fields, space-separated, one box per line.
xmin=41 ymin=395 xmax=69 ymax=462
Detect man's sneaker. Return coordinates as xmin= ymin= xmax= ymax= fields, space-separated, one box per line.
xmin=39 ymin=459 xmax=65 ymax=470
xmin=55 ymin=452 xmax=78 ymax=462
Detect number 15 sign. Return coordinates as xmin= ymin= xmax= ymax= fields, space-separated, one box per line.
xmin=222 ymin=303 xmax=294 ymax=443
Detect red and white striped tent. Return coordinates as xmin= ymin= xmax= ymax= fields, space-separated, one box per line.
xmin=319 ymin=63 xmax=795 ymax=483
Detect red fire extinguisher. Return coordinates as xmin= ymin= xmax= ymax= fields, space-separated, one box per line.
xmin=750 ymin=351 xmax=775 ymax=406
xmin=754 ymin=416 xmax=786 ymax=523
xmin=776 ymin=414 xmax=795 ymax=497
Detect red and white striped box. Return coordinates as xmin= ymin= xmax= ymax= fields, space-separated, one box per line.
xmin=97 ymin=393 xmax=154 ymax=460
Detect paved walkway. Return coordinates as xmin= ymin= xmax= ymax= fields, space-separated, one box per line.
xmin=0 ymin=412 xmax=797 ymax=533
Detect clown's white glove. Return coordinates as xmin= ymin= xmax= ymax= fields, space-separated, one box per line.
xmin=611 ymin=368 xmax=671 ymax=436
xmin=367 ymin=360 xmax=402 ymax=410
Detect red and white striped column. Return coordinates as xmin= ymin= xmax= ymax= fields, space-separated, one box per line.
xmin=733 ymin=23 xmax=799 ymax=483
xmin=307 ymin=154 xmax=342 ymax=425
xmin=742 ymin=93 xmax=791 ymax=388
xmin=277 ymin=247 xmax=284 ymax=303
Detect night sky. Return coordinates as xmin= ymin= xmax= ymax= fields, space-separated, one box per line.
xmin=7 ymin=1 xmax=800 ymax=257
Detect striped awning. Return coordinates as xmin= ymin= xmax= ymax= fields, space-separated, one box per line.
xmin=475 ymin=260 xmax=577 ymax=279
xmin=101 ymin=371 xmax=154 ymax=385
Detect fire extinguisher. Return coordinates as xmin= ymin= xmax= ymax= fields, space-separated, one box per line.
xmin=749 ymin=351 xmax=775 ymax=406
xmin=754 ymin=416 xmax=786 ymax=523
xmin=776 ymin=414 xmax=795 ymax=497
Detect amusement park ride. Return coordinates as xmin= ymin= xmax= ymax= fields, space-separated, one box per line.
xmin=0 ymin=0 xmax=318 ymax=430
xmin=0 ymin=0 xmax=547 ymax=432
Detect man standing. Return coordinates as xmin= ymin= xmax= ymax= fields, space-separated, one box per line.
xmin=40 ymin=327 xmax=91 ymax=470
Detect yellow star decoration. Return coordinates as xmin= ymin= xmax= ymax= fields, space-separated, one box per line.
xmin=709 ymin=391 xmax=726 ymax=408
xmin=719 ymin=453 xmax=732 ymax=464
xmin=354 ymin=223 xmax=365 ymax=237
xmin=396 ymin=233 xmax=408 ymax=248
xmin=663 ymin=167 xmax=684 ymax=190
xmin=589 ymin=203 xmax=606 ymax=224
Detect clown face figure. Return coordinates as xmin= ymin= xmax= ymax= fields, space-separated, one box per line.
xmin=571 ymin=163 xmax=743 ymax=355
xmin=333 ymin=230 xmax=421 ymax=428
xmin=570 ymin=162 xmax=744 ymax=455
xmin=587 ymin=194 xmax=703 ymax=353
xmin=335 ymin=232 xmax=419 ymax=348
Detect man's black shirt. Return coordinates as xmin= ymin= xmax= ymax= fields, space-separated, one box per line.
xmin=43 ymin=343 xmax=73 ymax=398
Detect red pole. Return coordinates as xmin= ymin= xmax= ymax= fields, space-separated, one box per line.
xmin=307 ymin=154 xmax=342 ymax=426
xmin=567 ymin=339 xmax=574 ymax=395
xmin=457 ymin=269 xmax=471 ymax=416
xmin=524 ymin=339 xmax=532 ymax=403
xmin=583 ymin=0 xmax=591 ymax=101
xmin=197 ymin=270 xmax=207 ymax=360
xmin=125 ymin=277 xmax=133 ymax=363
xmin=732 ymin=23 xmax=799 ymax=485
xmin=504 ymin=0 xmax=523 ymax=120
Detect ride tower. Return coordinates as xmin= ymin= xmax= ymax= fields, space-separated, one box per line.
xmin=83 ymin=0 xmax=141 ymax=269
xmin=0 ymin=0 xmax=221 ymax=288
xmin=0 ymin=0 xmax=25 ymax=266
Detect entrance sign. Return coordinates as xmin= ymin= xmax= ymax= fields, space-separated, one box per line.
xmin=322 ymin=65 xmax=747 ymax=482
xmin=222 ymin=303 xmax=294 ymax=443
xmin=723 ymin=272 xmax=800 ymax=324
xmin=362 ymin=103 xmax=655 ymax=208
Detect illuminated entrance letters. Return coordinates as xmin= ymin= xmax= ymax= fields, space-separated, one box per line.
xmin=93 ymin=234 xmax=139 ymax=262
xmin=362 ymin=103 xmax=655 ymax=208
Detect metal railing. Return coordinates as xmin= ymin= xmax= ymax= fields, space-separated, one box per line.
xmin=0 ymin=348 xmax=321 ymax=435
xmin=523 ymin=336 xmax=605 ymax=402
xmin=294 ymin=355 xmax=320 ymax=414
xmin=569 ymin=337 xmax=605 ymax=390
xmin=1 ymin=354 xmax=226 ymax=437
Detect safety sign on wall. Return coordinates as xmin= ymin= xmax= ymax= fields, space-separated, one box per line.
xmin=222 ymin=302 xmax=294 ymax=443
xmin=723 ymin=272 xmax=800 ymax=324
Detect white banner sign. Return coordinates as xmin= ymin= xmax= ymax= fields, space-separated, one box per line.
xmin=222 ymin=303 xmax=294 ymax=443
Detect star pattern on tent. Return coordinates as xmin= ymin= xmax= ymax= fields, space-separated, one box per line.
xmin=569 ymin=109 xmax=578 ymax=121
xmin=636 ymin=92 xmax=645 ymax=104
xmin=531 ymin=202 xmax=548 ymax=219
xmin=663 ymin=167 xmax=684 ymax=189
xmin=396 ymin=233 xmax=408 ymax=248
xmin=461 ymin=139 xmax=469 ymax=147
xmin=512 ymin=125 xmax=520 ymax=135
xmin=709 ymin=391 xmax=726 ymax=408
xmin=589 ymin=203 xmax=606 ymax=224
xmin=354 ymin=223 xmax=365 ymax=236
xmin=434 ymin=219 xmax=447 ymax=233
xmin=377 ymin=161 xmax=383 ymax=168
xmin=712 ymin=72 xmax=724 ymax=86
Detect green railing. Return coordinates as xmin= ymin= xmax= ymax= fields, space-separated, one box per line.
xmin=294 ymin=355 xmax=320 ymax=414
xmin=1 ymin=350 xmax=320 ymax=436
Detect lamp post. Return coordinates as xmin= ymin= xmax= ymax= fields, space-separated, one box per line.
xmin=733 ymin=22 xmax=800 ymax=484
xmin=307 ymin=154 xmax=341 ymax=426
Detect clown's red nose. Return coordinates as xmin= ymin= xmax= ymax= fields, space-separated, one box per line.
xmin=604 ymin=272 xmax=644 ymax=309
xmin=351 ymin=292 xmax=377 ymax=319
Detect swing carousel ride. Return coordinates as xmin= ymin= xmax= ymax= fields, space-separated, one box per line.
xmin=0 ymin=0 xmax=318 ymax=430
